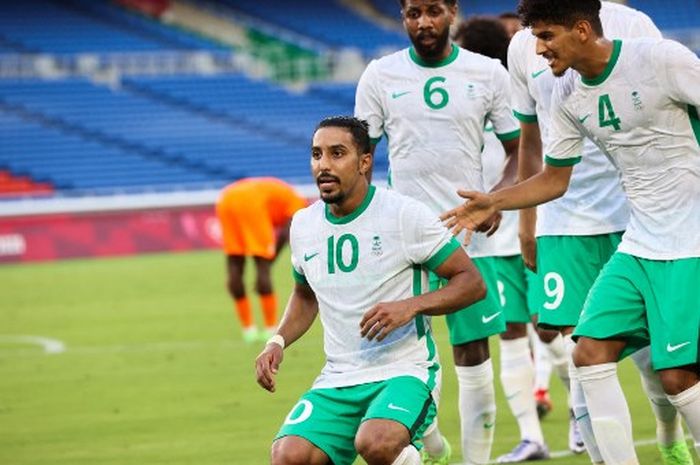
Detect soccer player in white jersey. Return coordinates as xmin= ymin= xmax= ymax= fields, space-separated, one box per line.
xmin=355 ymin=2 xmax=520 ymax=463
xmin=255 ymin=116 xmax=487 ymax=465
xmin=505 ymin=1 xmax=693 ymax=464
xmin=454 ymin=16 xmax=560 ymax=462
xmin=441 ymin=1 xmax=700 ymax=464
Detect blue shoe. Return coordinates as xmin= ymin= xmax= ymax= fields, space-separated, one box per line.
xmin=497 ymin=439 xmax=550 ymax=463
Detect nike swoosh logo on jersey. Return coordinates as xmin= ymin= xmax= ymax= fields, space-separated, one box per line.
xmin=387 ymin=403 xmax=410 ymax=413
xmin=579 ymin=113 xmax=592 ymax=124
xmin=531 ymin=68 xmax=548 ymax=79
xmin=667 ymin=341 xmax=691 ymax=352
xmin=481 ymin=311 xmax=502 ymax=324
xmin=391 ymin=91 xmax=411 ymax=99
xmin=304 ymin=252 xmax=319 ymax=262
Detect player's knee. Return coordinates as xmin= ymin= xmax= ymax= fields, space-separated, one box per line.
xmin=659 ymin=369 xmax=699 ymax=396
xmin=453 ymin=338 xmax=490 ymax=366
xmin=355 ymin=428 xmax=404 ymax=465
xmin=270 ymin=438 xmax=314 ymax=465
xmin=501 ymin=322 xmax=527 ymax=339
xmin=573 ymin=337 xmax=624 ymax=367
xmin=536 ymin=327 xmax=559 ymax=343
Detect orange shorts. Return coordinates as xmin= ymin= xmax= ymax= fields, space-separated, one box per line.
xmin=216 ymin=192 xmax=276 ymax=259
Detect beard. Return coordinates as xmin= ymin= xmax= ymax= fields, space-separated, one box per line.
xmin=317 ymin=175 xmax=344 ymax=204
xmin=409 ymin=26 xmax=451 ymax=61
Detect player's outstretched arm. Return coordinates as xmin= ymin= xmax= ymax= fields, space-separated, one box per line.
xmin=360 ymin=248 xmax=485 ymax=342
xmin=440 ymin=164 xmax=574 ymax=237
xmin=255 ymin=283 xmax=318 ymax=392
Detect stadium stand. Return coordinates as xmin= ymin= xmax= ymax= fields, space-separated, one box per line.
xmin=216 ymin=0 xmax=407 ymax=57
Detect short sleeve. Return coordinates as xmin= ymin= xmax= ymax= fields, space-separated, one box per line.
xmin=651 ymin=40 xmax=700 ymax=107
xmin=488 ymin=62 xmax=521 ymax=141
xmin=354 ymin=60 xmax=385 ymax=144
xmin=544 ymin=77 xmax=584 ymax=167
xmin=400 ymin=199 xmax=461 ymax=271
xmin=508 ymin=30 xmax=538 ymax=123
xmin=289 ymin=216 xmax=307 ymax=284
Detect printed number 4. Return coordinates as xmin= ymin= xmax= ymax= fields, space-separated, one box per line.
xmin=598 ymin=94 xmax=621 ymax=131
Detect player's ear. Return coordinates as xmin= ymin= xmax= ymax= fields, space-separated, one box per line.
xmin=573 ymin=19 xmax=593 ymax=43
xmin=359 ymin=152 xmax=373 ymax=176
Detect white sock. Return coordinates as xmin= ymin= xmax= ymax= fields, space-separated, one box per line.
xmin=500 ymin=337 xmax=544 ymax=444
xmin=391 ymin=445 xmax=421 ymax=465
xmin=456 ymin=359 xmax=496 ymax=465
xmin=421 ymin=421 xmax=445 ymax=457
xmin=630 ymin=347 xmax=684 ymax=446
xmin=534 ymin=335 xmax=553 ymax=391
xmin=546 ymin=333 xmax=570 ymax=392
xmin=565 ymin=335 xmax=603 ymax=463
xmin=668 ymin=381 xmax=700 ymax=454
xmin=578 ymin=363 xmax=639 ymax=465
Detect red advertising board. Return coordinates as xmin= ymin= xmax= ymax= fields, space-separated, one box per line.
xmin=0 ymin=205 xmax=222 ymax=263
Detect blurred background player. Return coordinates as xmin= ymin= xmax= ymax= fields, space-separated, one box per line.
xmin=355 ymin=1 xmax=521 ymax=463
xmin=454 ymin=15 xmax=567 ymax=462
xmin=216 ymin=177 xmax=306 ymax=343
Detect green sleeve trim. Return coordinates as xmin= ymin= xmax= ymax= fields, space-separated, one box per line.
xmin=424 ymin=237 xmax=461 ymax=271
xmin=545 ymin=155 xmax=581 ymax=167
xmin=513 ymin=111 xmax=538 ymax=123
xmin=292 ymin=267 xmax=307 ymax=285
xmin=496 ymin=128 xmax=521 ymax=141
xmin=370 ymin=136 xmax=382 ymax=144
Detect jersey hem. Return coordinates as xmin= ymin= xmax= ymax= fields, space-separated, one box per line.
xmin=513 ymin=111 xmax=538 ymax=123
xmin=545 ymin=155 xmax=581 ymax=167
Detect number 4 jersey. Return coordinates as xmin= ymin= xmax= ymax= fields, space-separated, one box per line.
xmin=547 ymin=38 xmax=700 ymax=260
xmin=355 ymin=44 xmax=520 ymax=258
xmin=290 ymin=186 xmax=461 ymax=389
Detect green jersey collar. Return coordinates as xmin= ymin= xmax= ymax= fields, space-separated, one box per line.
xmin=325 ymin=185 xmax=376 ymax=225
xmin=409 ymin=43 xmax=459 ymax=68
xmin=582 ymin=39 xmax=622 ymax=86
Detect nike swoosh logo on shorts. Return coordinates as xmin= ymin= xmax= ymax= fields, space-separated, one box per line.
xmin=667 ymin=341 xmax=691 ymax=352
xmin=481 ymin=311 xmax=502 ymax=324
xmin=387 ymin=403 xmax=410 ymax=413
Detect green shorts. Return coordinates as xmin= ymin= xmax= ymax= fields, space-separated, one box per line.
xmin=275 ymin=376 xmax=436 ymax=465
xmin=494 ymin=255 xmax=539 ymax=323
xmin=574 ymin=253 xmax=700 ymax=370
xmin=535 ymin=233 xmax=622 ymax=329
xmin=433 ymin=256 xmax=505 ymax=345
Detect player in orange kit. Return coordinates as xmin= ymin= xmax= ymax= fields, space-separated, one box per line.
xmin=216 ymin=178 xmax=307 ymax=342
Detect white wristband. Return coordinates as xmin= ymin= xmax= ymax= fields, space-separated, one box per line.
xmin=267 ymin=334 xmax=285 ymax=350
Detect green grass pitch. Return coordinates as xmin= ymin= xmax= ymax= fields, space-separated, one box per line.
xmin=0 ymin=249 xmax=695 ymax=464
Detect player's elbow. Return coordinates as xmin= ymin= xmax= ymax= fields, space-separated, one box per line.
xmin=465 ymin=274 xmax=487 ymax=307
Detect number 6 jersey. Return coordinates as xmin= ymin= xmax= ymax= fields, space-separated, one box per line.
xmin=290 ymin=186 xmax=461 ymax=389
xmin=355 ymin=45 xmax=520 ymax=257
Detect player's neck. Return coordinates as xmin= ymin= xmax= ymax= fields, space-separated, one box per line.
xmin=328 ymin=183 xmax=370 ymax=218
xmin=576 ymin=38 xmax=615 ymax=81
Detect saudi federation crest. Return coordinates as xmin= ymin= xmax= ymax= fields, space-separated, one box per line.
xmin=371 ymin=235 xmax=383 ymax=256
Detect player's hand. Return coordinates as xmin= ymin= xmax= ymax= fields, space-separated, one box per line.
xmin=255 ymin=343 xmax=284 ymax=392
xmin=477 ymin=211 xmax=502 ymax=237
xmin=519 ymin=233 xmax=537 ymax=272
xmin=440 ymin=190 xmax=498 ymax=242
xmin=360 ymin=301 xmax=416 ymax=342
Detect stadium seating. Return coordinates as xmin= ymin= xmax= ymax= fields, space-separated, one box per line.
xmin=217 ymin=0 xmax=408 ymax=57
xmin=628 ymin=0 xmax=700 ymax=29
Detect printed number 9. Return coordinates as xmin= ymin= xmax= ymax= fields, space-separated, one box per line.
xmin=543 ymin=272 xmax=564 ymax=310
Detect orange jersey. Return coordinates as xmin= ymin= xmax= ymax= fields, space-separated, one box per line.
xmin=215 ymin=178 xmax=307 ymax=259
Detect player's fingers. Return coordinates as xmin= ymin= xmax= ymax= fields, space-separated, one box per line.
xmin=256 ymin=355 xmax=276 ymax=392
xmin=439 ymin=207 xmax=459 ymax=222
xmin=463 ymin=229 xmax=473 ymax=246
xmin=455 ymin=189 xmax=475 ymax=199
xmin=486 ymin=214 xmax=502 ymax=237
xmin=360 ymin=313 xmax=381 ymax=338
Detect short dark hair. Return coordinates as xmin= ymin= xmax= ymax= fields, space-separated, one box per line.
xmin=454 ymin=16 xmax=510 ymax=68
xmin=315 ymin=116 xmax=371 ymax=154
xmin=498 ymin=12 xmax=519 ymax=20
xmin=398 ymin=0 xmax=457 ymax=8
xmin=517 ymin=0 xmax=603 ymax=36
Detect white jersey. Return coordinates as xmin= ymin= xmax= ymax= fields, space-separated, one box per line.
xmin=547 ymin=38 xmax=700 ymax=260
xmin=290 ymin=186 xmax=461 ymax=389
xmin=355 ymin=44 xmax=520 ymax=258
xmin=480 ymin=125 xmax=520 ymax=257
xmin=508 ymin=1 xmax=662 ymax=236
